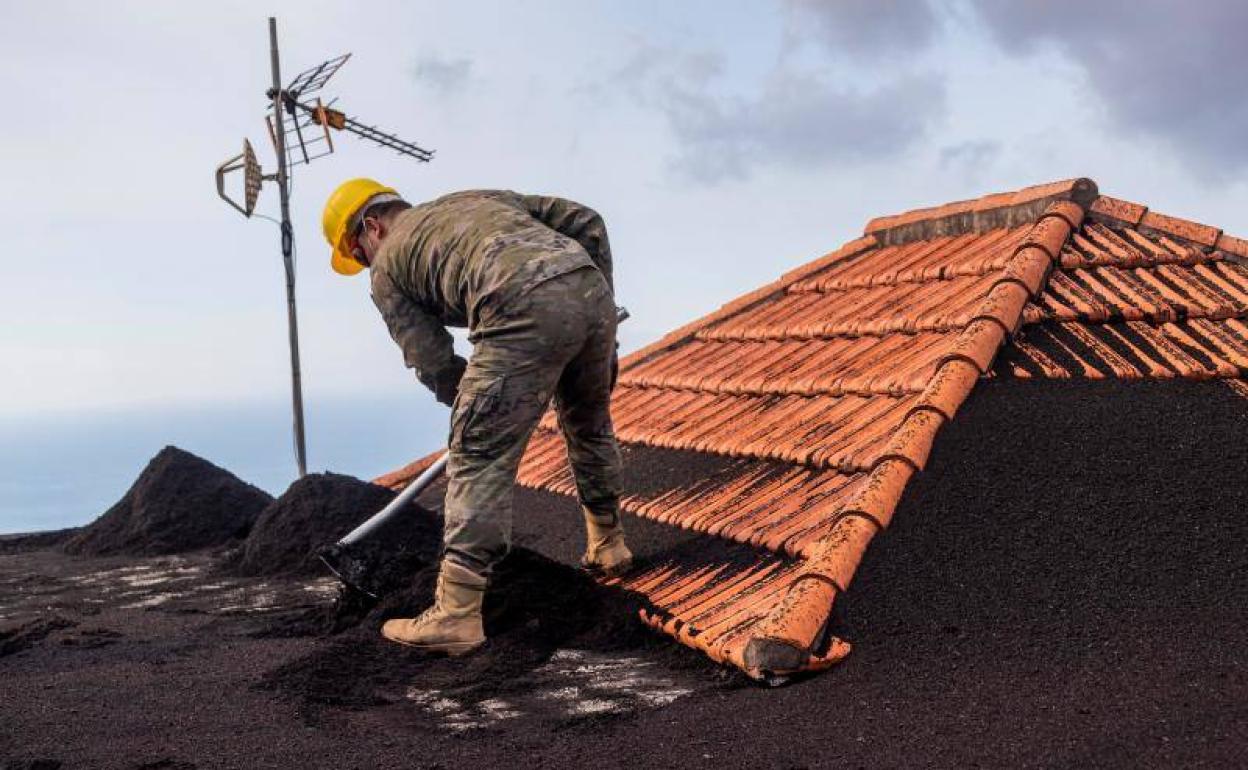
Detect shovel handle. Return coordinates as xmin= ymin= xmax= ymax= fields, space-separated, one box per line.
xmin=338 ymin=453 xmax=448 ymax=547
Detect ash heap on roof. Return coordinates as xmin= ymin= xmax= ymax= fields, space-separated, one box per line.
xmin=378 ymin=177 xmax=1248 ymax=680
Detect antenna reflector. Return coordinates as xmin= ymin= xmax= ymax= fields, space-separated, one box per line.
xmin=215 ymin=138 xmax=265 ymax=217
xmin=283 ymin=52 xmax=351 ymax=99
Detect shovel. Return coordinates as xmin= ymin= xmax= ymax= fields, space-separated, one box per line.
xmin=319 ymin=305 xmax=629 ymax=599
xmin=318 ymin=453 xmax=447 ymax=599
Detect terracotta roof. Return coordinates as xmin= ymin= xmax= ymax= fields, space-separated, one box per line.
xmin=378 ymin=177 xmax=1248 ymax=681
xmin=1000 ymin=194 xmax=1248 ymax=380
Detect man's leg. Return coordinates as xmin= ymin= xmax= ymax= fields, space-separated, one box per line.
xmin=441 ymin=361 xmax=558 ymax=578
xmin=553 ymin=270 xmax=630 ymax=575
xmin=380 ymin=353 xmax=565 ymax=653
xmin=382 ymin=276 xmax=590 ymax=652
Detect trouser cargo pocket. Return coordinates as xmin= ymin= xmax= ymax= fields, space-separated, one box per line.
xmin=449 ymin=374 xmax=508 ymax=455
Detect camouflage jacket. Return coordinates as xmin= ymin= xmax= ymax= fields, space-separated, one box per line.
xmin=370 ymin=189 xmax=614 ymax=404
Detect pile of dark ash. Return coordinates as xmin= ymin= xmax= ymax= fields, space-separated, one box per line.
xmin=62 ymin=446 xmax=271 ymax=557
xmin=233 ymin=472 xmax=439 ymax=580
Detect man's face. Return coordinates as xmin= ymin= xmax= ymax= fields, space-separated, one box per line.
xmin=349 ymin=216 xmax=383 ymax=268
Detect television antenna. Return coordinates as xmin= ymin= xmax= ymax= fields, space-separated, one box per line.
xmin=214 ymin=18 xmax=434 ymax=478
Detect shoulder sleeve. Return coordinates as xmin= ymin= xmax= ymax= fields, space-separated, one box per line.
xmin=370 ymin=268 xmax=466 ymax=406
xmin=520 ymin=194 xmax=614 ymax=292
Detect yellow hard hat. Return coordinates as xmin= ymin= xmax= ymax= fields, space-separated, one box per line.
xmin=322 ymin=178 xmax=399 ymax=276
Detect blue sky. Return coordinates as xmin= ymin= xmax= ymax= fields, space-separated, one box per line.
xmin=3 ymin=0 xmax=1246 ymax=422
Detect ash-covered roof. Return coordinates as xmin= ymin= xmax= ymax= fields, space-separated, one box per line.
xmin=379 ymin=177 xmax=1248 ymax=680
xmin=1000 ymin=195 xmax=1248 ymax=379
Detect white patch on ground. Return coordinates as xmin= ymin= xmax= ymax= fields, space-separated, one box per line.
xmin=442 ymin=716 xmax=486 ymax=732
xmin=120 ymin=574 xmax=174 ymax=587
xmin=636 ymin=688 xmax=690 ymax=707
xmin=17 ymin=560 xmax=215 ymax=613
xmin=0 ymin=552 xmax=343 ymax=622
xmin=403 ymin=649 xmax=695 ymax=731
xmin=245 ymin=590 xmax=279 ymax=612
xmin=66 ymin=563 xmax=202 ymax=595
xmin=301 ymin=579 xmax=341 ymax=597
xmin=194 ymin=583 xmax=235 ymax=591
xmin=118 ymin=566 xmax=201 ymax=588
xmin=404 ymin=689 xmax=521 ymax=731
xmin=477 ymin=698 xmax=522 ymax=720
xmin=569 ymin=698 xmax=627 ymax=715
xmin=540 ymin=686 xmax=581 ymax=701
xmin=77 ymin=565 xmax=154 ymax=583
xmin=215 ymin=583 xmax=301 ymax=614
xmin=538 ymin=650 xmax=693 ymax=716
xmin=67 ymin=567 xmax=146 ymax=586
xmin=120 ymin=593 xmax=179 ymax=609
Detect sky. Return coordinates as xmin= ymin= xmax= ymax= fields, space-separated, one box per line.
xmin=2 ymin=0 xmax=1246 ymax=424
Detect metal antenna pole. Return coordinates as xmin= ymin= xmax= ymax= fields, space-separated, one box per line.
xmin=216 ymin=28 xmax=433 ymax=480
xmin=268 ymin=17 xmax=308 ymax=478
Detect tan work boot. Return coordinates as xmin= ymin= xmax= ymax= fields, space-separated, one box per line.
xmin=380 ymin=561 xmax=486 ymax=656
xmin=580 ymin=509 xmax=634 ymax=577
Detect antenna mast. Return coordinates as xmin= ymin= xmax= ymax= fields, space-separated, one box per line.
xmin=213 ymin=18 xmax=435 ymax=480
xmin=267 ymin=17 xmax=307 ymax=478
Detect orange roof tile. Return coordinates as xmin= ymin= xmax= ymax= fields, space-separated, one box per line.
xmin=1216 ymin=232 xmax=1248 ymax=260
xmin=373 ymin=452 xmax=441 ymax=491
xmin=1140 ymin=211 xmax=1221 ymax=248
xmin=1002 ymin=194 xmax=1248 ymax=382
xmin=380 ymin=178 xmax=1248 ymax=681
xmin=1088 ymin=195 xmax=1147 ymax=226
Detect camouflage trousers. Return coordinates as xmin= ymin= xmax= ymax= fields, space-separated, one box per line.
xmin=441 ymin=266 xmax=621 ymax=580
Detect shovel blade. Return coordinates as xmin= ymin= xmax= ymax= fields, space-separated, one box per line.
xmin=318 ymin=541 xmax=382 ymax=600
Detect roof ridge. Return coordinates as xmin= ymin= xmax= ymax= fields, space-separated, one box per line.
xmin=865 ymin=178 xmax=1099 ymax=247
xmin=1089 ymin=194 xmax=1248 ymax=259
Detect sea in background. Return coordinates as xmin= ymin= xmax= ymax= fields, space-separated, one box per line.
xmin=0 ymin=393 xmax=447 ymax=534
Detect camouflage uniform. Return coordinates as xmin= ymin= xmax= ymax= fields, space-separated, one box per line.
xmin=370 ymin=190 xmax=621 ymax=579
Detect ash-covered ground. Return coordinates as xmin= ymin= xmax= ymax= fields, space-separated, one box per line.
xmin=3 ymin=378 xmax=1248 ymax=769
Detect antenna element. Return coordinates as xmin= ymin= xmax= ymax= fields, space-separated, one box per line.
xmin=212 ymin=19 xmax=436 ymax=480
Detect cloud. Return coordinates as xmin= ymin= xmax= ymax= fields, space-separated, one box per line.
xmin=783 ymin=0 xmax=938 ymax=59
xmin=967 ymin=0 xmax=1248 ymax=181
xmin=612 ymin=27 xmax=946 ymax=185
xmin=937 ymin=139 xmax=1003 ymax=187
xmin=658 ymin=69 xmax=945 ymax=183
xmin=939 ymin=139 xmax=1001 ymax=170
xmin=411 ymin=55 xmax=473 ymax=95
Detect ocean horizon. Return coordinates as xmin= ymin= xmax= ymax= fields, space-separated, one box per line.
xmin=0 ymin=393 xmax=448 ymax=535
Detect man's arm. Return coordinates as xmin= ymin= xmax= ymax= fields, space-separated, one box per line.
xmin=370 ymin=269 xmax=466 ymax=406
xmin=520 ymin=194 xmax=614 ymax=292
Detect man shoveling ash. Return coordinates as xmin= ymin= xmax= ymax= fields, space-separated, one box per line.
xmin=321 ymin=179 xmax=633 ymax=656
